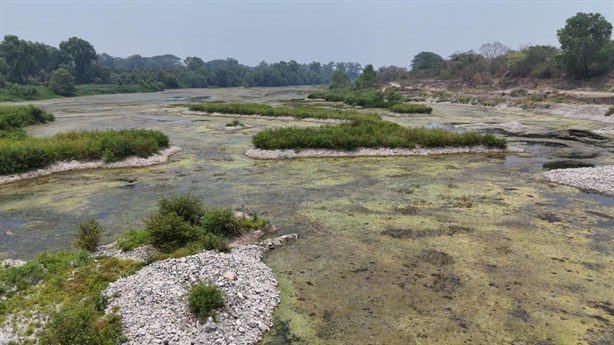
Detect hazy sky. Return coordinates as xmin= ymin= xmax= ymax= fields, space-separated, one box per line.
xmin=1 ymin=0 xmax=613 ymax=67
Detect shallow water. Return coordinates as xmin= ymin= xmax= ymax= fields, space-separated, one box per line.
xmin=1 ymin=88 xmax=613 ymax=344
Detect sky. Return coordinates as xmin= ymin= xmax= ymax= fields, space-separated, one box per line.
xmin=1 ymin=0 xmax=613 ymax=68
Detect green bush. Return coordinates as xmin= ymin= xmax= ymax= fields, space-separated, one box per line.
xmin=226 ymin=119 xmax=244 ymax=127
xmin=606 ymin=106 xmax=614 ymax=116
xmin=389 ymin=104 xmax=433 ymax=114
xmin=38 ymin=303 xmax=125 ymax=345
xmin=0 ymin=83 xmax=58 ymax=101
xmin=48 ymin=68 xmax=76 ymax=97
xmin=159 ymin=194 xmax=205 ymax=225
xmin=200 ymin=232 xmax=230 ymax=253
xmin=116 ymin=229 xmax=150 ymax=251
xmin=201 ymin=208 xmax=240 ymax=237
xmin=187 ymin=282 xmax=224 ymax=319
xmin=188 ymin=102 xmax=380 ymax=122
xmin=0 ymin=105 xmax=54 ymax=131
xmin=74 ymin=218 xmax=103 ymax=252
xmin=145 ymin=212 xmax=199 ymax=252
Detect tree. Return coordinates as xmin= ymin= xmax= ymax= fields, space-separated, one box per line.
xmin=479 ymin=42 xmax=510 ymax=59
xmin=59 ymin=37 xmax=97 ymax=83
xmin=330 ymin=70 xmax=351 ymax=89
xmin=355 ymin=64 xmax=377 ymax=89
xmin=411 ymin=51 xmax=444 ymax=72
xmin=48 ymin=67 xmax=76 ymax=96
xmin=557 ymin=12 xmax=613 ymax=78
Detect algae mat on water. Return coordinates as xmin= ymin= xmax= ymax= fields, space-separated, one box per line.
xmin=0 ymin=88 xmax=613 ymax=344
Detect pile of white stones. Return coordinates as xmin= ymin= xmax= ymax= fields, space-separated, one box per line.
xmin=103 ymin=234 xmax=297 ymax=345
xmin=544 ymin=165 xmax=614 ymax=195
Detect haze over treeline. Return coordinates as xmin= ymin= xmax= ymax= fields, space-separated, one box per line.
xmin=0 ymin=11 xmax=613 ymax=100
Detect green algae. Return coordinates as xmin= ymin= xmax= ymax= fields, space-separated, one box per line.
xmin=1 ymin=88 xmax=613 ymax=344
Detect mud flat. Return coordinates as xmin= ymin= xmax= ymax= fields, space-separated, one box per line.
xmin=0 ymin=146 xmax=182 ymax=185
xmin=544 ymin=165 xmax=614 ymax=195
xmin=244 ymin=146 xmax=523 ymax=159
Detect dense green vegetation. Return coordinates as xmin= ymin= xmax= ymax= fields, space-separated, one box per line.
xmin=187 ymin=282 xmax=225 ymax=320
xmin=118 ymin=194 xmax=269 ymax=255
xmin=0 ymin=105 xmax=54 ymax=134
xmin=389 ymin=104 xmax=433 ymax=114
xmin=188 ymin=102 xmax=381 ymax=122
xmin=0 ymin=129 xmax=169 ymax=175
xmin=307 ymin=89 xmax=405 ymax=109
xmin=0 ymin=250 xmax=142 ymax=344
xmin=252 ymin=120 xmax=506 ymax=151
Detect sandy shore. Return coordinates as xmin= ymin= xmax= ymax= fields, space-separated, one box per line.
xmin=0 ymin=146 xmax=183 ymax=185
xmin=244 ymin=146 xmax=523 ymax=160
xmin=544 ymin=165 xmax=614 ymax=196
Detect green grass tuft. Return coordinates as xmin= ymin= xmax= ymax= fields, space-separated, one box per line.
xmin=187 ymin=282 xmax=225 ymax=320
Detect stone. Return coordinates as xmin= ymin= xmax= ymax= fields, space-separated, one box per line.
xmin=223 ymin=271 xmax=237 ymax=281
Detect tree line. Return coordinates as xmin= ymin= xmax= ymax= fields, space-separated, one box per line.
xmin=380 ymin=12 xmax=614 ymax=84
xmin=0 ymin=12 xmax=611 ymax=99
xmin=0 ymin=35 xmax=364 ymax=97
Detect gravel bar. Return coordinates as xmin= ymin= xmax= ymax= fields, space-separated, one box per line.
xmin=544 ymin=165 xmax=614 ymax=196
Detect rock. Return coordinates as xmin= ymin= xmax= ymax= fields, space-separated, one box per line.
xmin=223 ymin=271 xmax=237 ymax=281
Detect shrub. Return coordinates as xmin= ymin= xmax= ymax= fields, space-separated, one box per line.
xmin=389 ymin=104 xmax=433 ymax=114
xmin=48 ymin=68 xmax=76 ymax=97
xmin=201 ymin=208 xmax=239 ymax=237
xmin=159 ymin=194 xmax=205 ymax=225
xmin=38 ymin=302 xmax=125 ymax=345
xmin=200 ymin=232 xmax=230 ymax=252
xmin=606 ymin=106 xmax=614 ymax=116
xmin=187 ymin=282 xmax=224 ymax=319
xmin=0 ymin=105 xmax=54 ymax=131
xmin=116 ymin=229 xmax=150 ymax=251
xmin=226 ymin=119 xmax=244 ymax=127
xmin=145 ymin=212 xmax=199 ymax=252
xmin=307 ymin=89 xmax=405 ymax=109
xmin=74 ymin=218 xmax=103 ymax=252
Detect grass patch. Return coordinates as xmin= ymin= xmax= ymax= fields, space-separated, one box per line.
xmin=0 ymin=250 xmax=142 ymax=342
xmin=0 ymin=105 xmax=54 ymax=136
xmin=252 ymin=120 xmax=506 ymax=151
xmin=188 ymin=102 xmax=380 ymax=122
xmin=187 ymin=282 xmax=224 ymax=320
xmin=116 ymin=229 xmax=151 ymax=252
xmin=389 ymin=103 xmax=433 ymax=114
xmin=74 ymin=83 xmax=164 ymax=97
xmin=307 ymin=89 xmax=404 ymax=109
xmin=0 ymin=129 xmax=169 ymax=175
xmin=226 ymin=119 xmax=245 ymax=127
xmin=0 ymin=84 xmax=59 ymax=102
xmin=606 ymin=106 xmax=614 ymax=116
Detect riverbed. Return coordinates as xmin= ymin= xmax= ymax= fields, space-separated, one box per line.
xmin=1 ymin=87 xmax=612 ymax=344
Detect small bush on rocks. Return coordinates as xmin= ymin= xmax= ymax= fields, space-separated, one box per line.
xmin=116 ymin=229 xmax=150 ymax=252
xmin=74 ymin=218 xmax=103 ymax=252
xmin=187 ymin=282 xmax=224 ymax=319
xmin=200 ymin=232 xmax=230 ymax=253
xmin=145 ymin=212 xmax=199 ymax=253
xmin=389 ymin=104 xmax=433 ymax=114
xmin=201 ymin=208 xmax=240 ymax=237
xmin=606 ymin=106 xmax=614 ymax=116
xmin=159 ymin=194 xmax=205 ymax=225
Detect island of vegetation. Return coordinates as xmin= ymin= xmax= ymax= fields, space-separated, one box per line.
xmin=0 ymin=194 xmax=293 ymax=344
xmin=0 ymin=105 xmax=178 ymax=183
